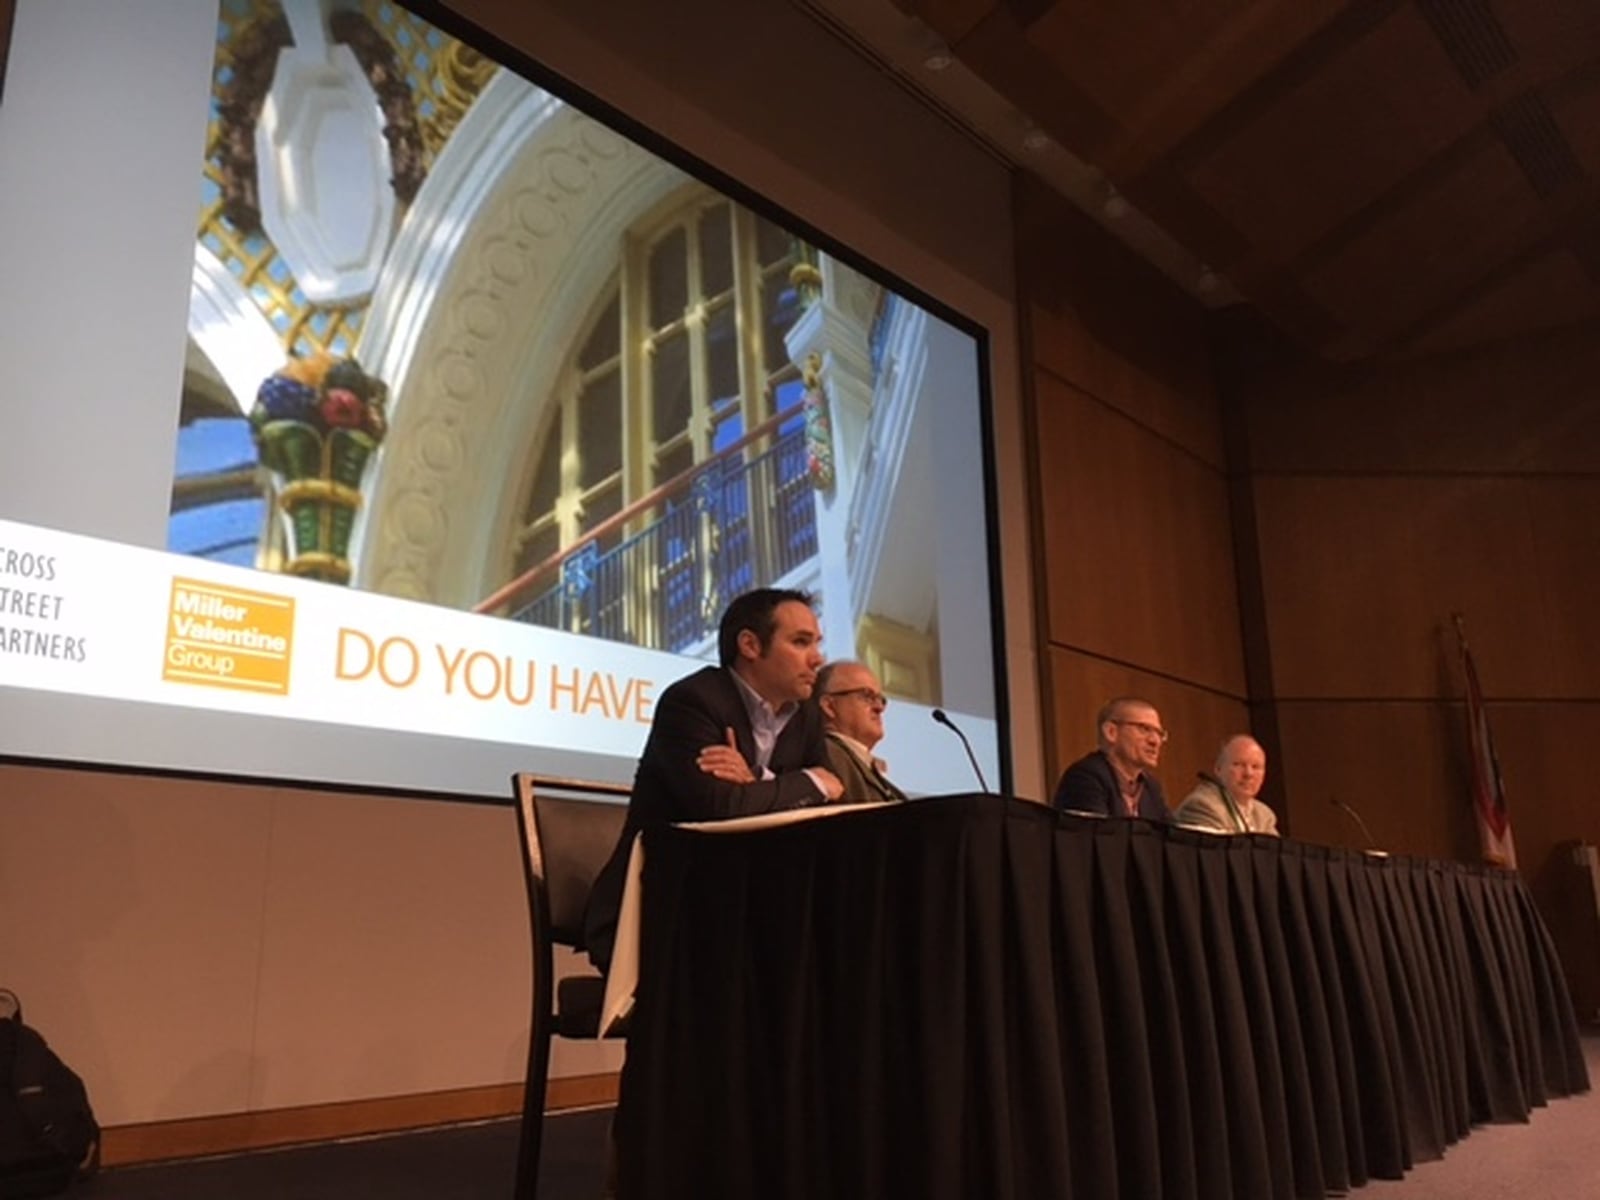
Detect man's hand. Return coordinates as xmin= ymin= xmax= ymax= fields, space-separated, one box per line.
xmin=697 ymin=727 xmax=755 ymax=784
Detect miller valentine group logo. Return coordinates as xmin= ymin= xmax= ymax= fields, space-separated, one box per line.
xmin=163 ymin=577 xmax=295 ymax=695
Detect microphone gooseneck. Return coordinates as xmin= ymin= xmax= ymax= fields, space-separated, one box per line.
xmin=1197 ymin=770 xmax=1247 ymax=832
xmin=931 ymin=708 xmax=992 ymax=794
xmin=1330 ymin=796 xmax=1382 ymax=853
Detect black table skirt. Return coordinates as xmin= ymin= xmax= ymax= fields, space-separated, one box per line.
xmin=615 ymin=795 xmax=1589 ymax=1199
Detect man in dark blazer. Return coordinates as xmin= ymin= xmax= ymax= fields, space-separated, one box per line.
xmin=1052 ymin=696 xmax=1171 ymax=821
xmin=583 ymin=588 xmax=844 ymax=970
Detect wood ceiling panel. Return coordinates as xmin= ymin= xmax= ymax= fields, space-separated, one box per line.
xmin=1183 ymin=6 xmax=1475 ymax=264
xmin=1493 ymin=0 xmax=1600 ymax=76
xmin=871 ymin=0 xmax=1600 ymax=361
xmin=892 ymin=0 xmax=999 ymax=46
xmin=950 ymin=3 xmax=1121 ymax=155
xmin=1549 ymin=74 xmax=1600 ymax=174
xmin=1404 ymin=250 xmax=1600 ymax=356
xmin=1024 ymin=0 xmax=1261 ymax=116
xmin=1023 ymin=0 xmax=1346 ymax=161
xmin=1298 ymin=142 xmax=1540 ymax=339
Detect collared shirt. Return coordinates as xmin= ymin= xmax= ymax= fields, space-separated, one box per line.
xmin=827 ymin=730 xmax=907 ymax=802
xmin=728 ymin=668 xmax=797 ymax=774
xmin=829 ymin=731 xmax=892 ymax=781
xmin=1110 ymin=759 xmax=1148 ymax=817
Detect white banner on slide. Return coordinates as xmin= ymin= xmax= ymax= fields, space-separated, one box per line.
xmin=0 ymin=516 xmax=998 ymax=796
xmin=0 ymin=516 xmax=688 ymax=761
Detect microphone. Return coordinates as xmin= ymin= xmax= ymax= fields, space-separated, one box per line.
xmin=1197 ymin=770 xmax=1246 ymax=831
xmin=931 ymin=708 xmax=991 ymax=793
xmin=1330 ymin=796 xmax=1386 ymax=855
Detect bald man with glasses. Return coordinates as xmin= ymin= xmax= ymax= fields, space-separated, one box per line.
xmin=1052 ymin=696 xmax=1171 ymax=820
xmin=816 ymin=660 xmax=906 ymax=803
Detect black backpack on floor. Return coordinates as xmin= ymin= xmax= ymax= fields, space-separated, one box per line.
xmin=0 ymin=991 xmax=99 ymax=1199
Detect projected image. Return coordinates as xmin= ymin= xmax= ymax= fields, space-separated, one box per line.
xmin=0 ymin=0 xmax=998 ymax=798
xmin=172 ymin=0 xmax=989 ymax=718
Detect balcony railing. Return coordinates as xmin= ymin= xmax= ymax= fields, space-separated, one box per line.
xmin=476 ymin=415 xmax=818 ymax=654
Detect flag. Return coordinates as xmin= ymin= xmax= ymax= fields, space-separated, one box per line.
xmin=1459 ymin=633 xmax=1516 ymax=869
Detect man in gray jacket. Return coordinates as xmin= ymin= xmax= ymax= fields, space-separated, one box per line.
xmin=816 ymin=660 xmax=906 ymax=803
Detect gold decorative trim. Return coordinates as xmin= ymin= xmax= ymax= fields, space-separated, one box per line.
xmin=278 ymin=479 xmax=365 ymax=509
xmin=282 ymin=551 xmax=351 ymax=582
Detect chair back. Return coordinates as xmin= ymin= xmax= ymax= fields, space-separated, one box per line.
xmin=510 ymin=773 xmax=629 ymax=1200
xmin=513 ymin=773 xmax=630 ymax=950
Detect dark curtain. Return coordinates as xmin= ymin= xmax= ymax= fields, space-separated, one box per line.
xmin=615 ymin=795 xmax=1588 ymax=1200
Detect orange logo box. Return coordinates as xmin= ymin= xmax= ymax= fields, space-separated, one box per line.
xmin=163 ymin=577 xmax=296 ymax=696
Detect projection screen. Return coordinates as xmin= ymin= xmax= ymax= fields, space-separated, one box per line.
xmin=0 ymin=0 xmax=1008 ymax=800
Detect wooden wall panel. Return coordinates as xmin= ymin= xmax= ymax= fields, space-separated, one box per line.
xmin=1489 ymin=703 xmax=1600 ymax=892
xmin=1223 ymin=319 xmax=1599 ymax=1005
xmin=1251 ymin=475 xmax=1589 ymax=699
xmin=1254 ymin=476 xmax=1542 ymax=700
xmin=1028 ymin=296 xmax=1224 ymax=467
xmin=1017 ymin=172 xmax=1245 ymax=785
xmin=0 ymin=763 xmax=557 ymax=1128
xmin=1019 ymin=177 xmax=1223 ymax=466
xmin=1044 ymin=646 xmax=1249 ymax=810
xmin=1273 ymin=701 xmax=1473 ymax=858
xmin=1236 ymin=324 xmax=1600 ymax=475
xmin=1504 ymin=704 xmax=1600 ymax=1023
xmin=1525 ymin=481 xmax=1600 ymax=696
xmin=1276 ymin=697 xmax=1600 ymax=986
xmin=1491 ymin=700 xmax=1600 ymax=851
xmin=1035 ymin=374 xmax=1245 ymax=695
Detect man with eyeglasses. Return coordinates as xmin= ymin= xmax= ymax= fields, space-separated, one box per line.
xmin=816 ymin=660 xmax=907 ymax=803
xmin=1052 ymin=696 xmax=1172 ymax=821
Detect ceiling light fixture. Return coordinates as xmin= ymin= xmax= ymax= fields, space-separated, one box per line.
xmin=904 ymin=17 xmax=954 ymax=71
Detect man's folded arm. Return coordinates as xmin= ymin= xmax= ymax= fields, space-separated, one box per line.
xmin=649 ymin=691 xmax=823 ymax=820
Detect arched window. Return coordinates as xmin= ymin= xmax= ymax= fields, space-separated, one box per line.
xmin=508 ymin=190 xmax=812 ymax=648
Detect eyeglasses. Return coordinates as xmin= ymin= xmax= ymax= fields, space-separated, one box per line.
xmin=825 ymin=687 xmax=888 ymax=707
xmin=1112 ymin=718 xmax=1168 ymax=743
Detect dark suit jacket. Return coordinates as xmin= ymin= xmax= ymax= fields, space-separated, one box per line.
xmin=583 ymin=665 xmax=829 ymax=970
xmin=1052 ymin=749 xmax=1169 ymax=821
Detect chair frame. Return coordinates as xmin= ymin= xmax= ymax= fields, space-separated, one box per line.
xmin=511 ymin=772 xmax=630 ymax=1200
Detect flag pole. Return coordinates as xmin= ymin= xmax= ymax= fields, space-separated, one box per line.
xmin=1451 ymin=610 xmax=1517 ymax=870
